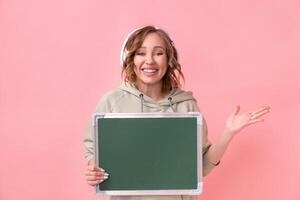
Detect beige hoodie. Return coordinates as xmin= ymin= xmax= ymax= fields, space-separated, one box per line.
xmin=83 ymin=82 xmax=216 ymax=200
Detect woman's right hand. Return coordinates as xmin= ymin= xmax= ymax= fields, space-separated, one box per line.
xmin=85 ymin=160 xmax=109 ymax=186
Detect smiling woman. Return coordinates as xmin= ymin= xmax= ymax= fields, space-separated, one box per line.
xmin=121 ymin=26 xmax=184 ymax=99
xmin=83 ymin=25 xmax=270 ymax=200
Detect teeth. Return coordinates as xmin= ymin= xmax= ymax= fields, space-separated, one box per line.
xmin=142 ymin=69 xmax=158 ymax=73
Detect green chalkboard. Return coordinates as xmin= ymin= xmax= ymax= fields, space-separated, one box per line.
xmin=93 ymin=113 xmax=203 ymax=196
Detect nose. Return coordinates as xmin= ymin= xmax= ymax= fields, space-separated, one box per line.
xmin=145 ymin=53 xmax=155 ymax=65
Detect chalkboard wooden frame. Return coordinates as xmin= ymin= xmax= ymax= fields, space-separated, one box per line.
xmin=93 ymin=112 xmax=203 ymax=196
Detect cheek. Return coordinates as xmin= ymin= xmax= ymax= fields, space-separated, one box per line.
xmin=133 ymin=56 xmax=142 ymax=67
xmin=159 ymin=55 xmax=168 ymax=66
xmin=133 ymin=56 xmax=137 ymax=65
xmin=160 ymin=57 xmax=168 ymax=70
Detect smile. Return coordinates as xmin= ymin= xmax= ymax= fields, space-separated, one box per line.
xmin=142 ymin=69 xmax=159 ymax=73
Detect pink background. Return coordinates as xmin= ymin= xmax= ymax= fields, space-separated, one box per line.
xmin=1 ymin=0 xmax=299 ymax=199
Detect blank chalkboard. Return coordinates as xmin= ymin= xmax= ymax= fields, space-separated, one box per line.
xmin=93 ymin=113 xmax=203 ymax=196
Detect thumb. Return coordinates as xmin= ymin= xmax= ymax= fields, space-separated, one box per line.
xmin=230 ymin=105 xmax=240 ymax=116
xmin=88 ymin=159 xmax=95 ymax=166
xmin=88 ymin=164 xmax=97 ymax=171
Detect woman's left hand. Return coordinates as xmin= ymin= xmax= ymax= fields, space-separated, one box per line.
xmin=225 ymin=105 xmax=271 ymax=136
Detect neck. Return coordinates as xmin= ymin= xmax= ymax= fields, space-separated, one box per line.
xmin=135 ymin=81 xmax=165 ymax=101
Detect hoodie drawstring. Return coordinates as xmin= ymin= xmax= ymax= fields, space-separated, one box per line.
xmin=168 ymin=97 xmax=176 ymax=112
xmin=140 ymin=94 xmax=176 ymax=112
xmin=139 ymin=94 xmax=144 ymax=112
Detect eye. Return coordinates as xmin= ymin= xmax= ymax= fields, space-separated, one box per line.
xmin=154 ymin=52 xmax=164 ymax=56
xmin=135 ymin=52 xmax=145 ymax=56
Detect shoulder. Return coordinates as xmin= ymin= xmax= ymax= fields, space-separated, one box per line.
xmin=95 ymin=87 xmax=127 ymax=112
xmin=177 ymin=99 xmax=200 ymax=112
xmin=101 ymin=88 xmax=126 ymax=103
xmin=172 ymin=88 xmax=200 ymax=112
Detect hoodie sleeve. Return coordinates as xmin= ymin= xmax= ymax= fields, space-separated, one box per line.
xmin=201 ymin=118 xmax=217 ymax=176
xmin=187 ymin=99 xmax=216 ymax=176
xmin=83 ymin=94 xmax=112 ymax=162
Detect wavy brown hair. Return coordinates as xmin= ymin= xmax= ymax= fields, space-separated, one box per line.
xmin=121 ymin=26 xmax=184 ymax=93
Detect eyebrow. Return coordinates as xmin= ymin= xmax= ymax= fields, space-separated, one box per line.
xmin=139 ymin=46 xmax=165 ymax=50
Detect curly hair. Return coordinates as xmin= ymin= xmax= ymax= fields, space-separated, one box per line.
xmin=121 ymin=26 xmax=184 ymax=93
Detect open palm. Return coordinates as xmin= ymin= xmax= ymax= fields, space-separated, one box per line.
xmin=225 ymin=105 xmax=270 ymax=135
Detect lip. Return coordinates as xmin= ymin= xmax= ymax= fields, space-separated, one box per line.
xmin=141 ymin=66 xmax=160 ymax=70
xmin=140 ymin=67 xmax=159 ymax=77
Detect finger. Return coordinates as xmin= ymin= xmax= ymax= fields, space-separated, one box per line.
xmin=231 ymin=105 xmax=240 ymax=116
xmin=103 ymin=172 xmax=109 ymax=180
xmin=86 ymin=174 xmax=109 ymax=181
xmin=86 ymin=173 xmax=109 ymax=181
xmin=87 ymin=164 xmax=97 ymax=171
xmin=86 ymin=175 xmax=102 ymax=181
xmin=248 ymin=106 xmax=270 ymax=114
xmin=85 ymin=170 xmax=105 ymax=177
xmin=85 ymin=171 xmax=109 ymax=179
xmin=247 ymin=118 xmax=264 ymax=125
xmin=87 ymin=165 xmax=105 ymax=172
xmin=85 ymin=169 xmax=104 ymax=175
xmin=251 ymin=106 xmax=271 ymax=115
xmin=251 ymin=109 xmax=270 ymax=119
xmin=87 ymin=175 xmax=109 ymax=186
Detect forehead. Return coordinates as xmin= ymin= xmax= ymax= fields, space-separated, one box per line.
xmin=140 ymin=32 xmax=166 ymax=49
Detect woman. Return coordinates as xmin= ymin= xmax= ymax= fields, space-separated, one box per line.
xmin=83 ymin=26 xmax=270 ymax=199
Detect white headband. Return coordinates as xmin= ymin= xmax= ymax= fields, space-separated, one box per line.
xmin=119 ymin=27 xmax=144 ymax=67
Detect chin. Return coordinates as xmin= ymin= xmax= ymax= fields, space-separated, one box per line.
xmin=139 ymin=78 xmax=162 ymax=86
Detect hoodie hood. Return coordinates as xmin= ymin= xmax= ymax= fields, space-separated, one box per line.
xmin=118 ymin=82 xmax=196 ymax=112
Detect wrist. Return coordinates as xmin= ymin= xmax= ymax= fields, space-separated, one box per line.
xmin=223 ymin=127 xmax=236 ymax=139
xmin=219 ymin=128 xmax=235 ymax=146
